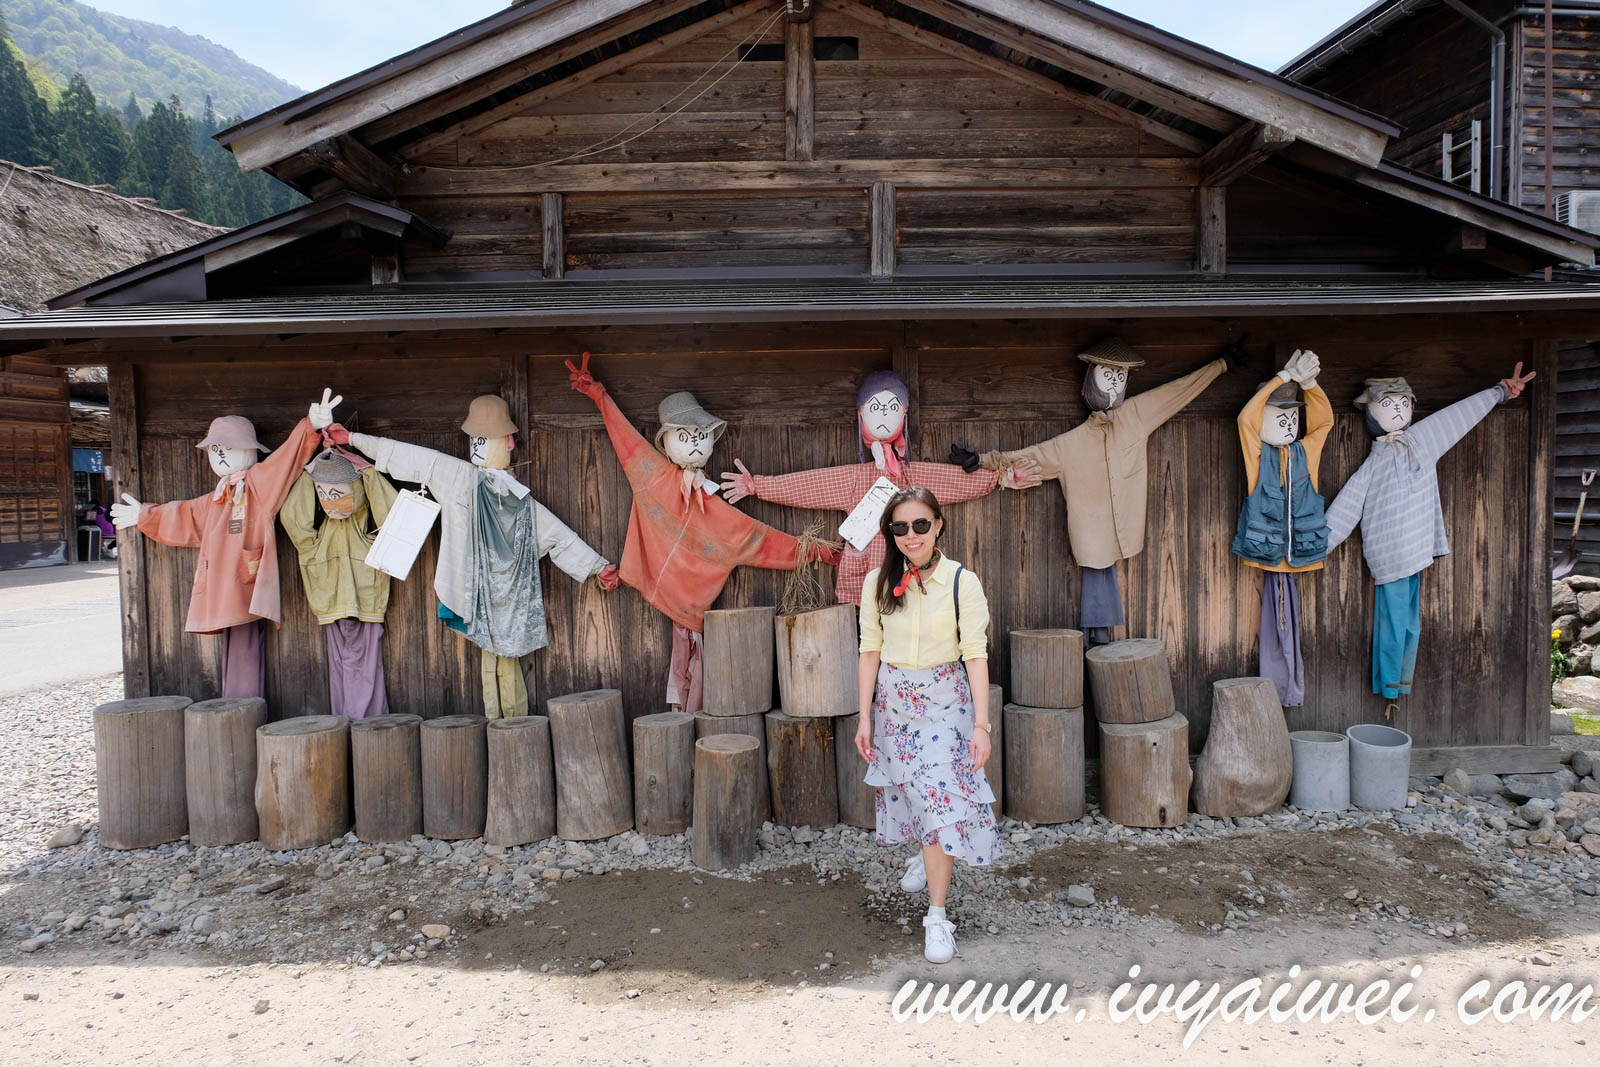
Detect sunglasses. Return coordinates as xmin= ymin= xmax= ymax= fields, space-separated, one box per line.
xmin=887 ymin=518 xmax=935 ymax=536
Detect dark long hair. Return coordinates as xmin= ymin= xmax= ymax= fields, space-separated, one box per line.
xmin=874 ymin=486 xmax=944 ymax=616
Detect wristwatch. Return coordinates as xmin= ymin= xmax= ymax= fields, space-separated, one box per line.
xmin=975 ymin=722 xmax=992 ymax=733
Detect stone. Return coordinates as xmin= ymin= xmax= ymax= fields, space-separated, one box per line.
xmin=389 ymin=910 xmax=406 ymax=922
xmin=1468 ymin=774 xmax=1503 ymax=797
xmin=1572 ymin=751 xmax=1600 ymax=778
xmin=45 ymin=824 xmax=83 ymax=849
xmin=630 ymin=840 xmax=650 ymax=857
xmin=420 ymin=924 xmax=450 ymax=940
xmin=1552 ymin=712 xmax=1578 ymax=736
xmin=18 ymin=935 xmax=52 ymax=953
xmin=1554 ymin=675 xmax=1600 ymax=713
xmin=1583 ymin=621 xmax=1600 ymax=646
xmin=191 ymin=914 xmax=219 ymax=936
xmin=1502 ymin=769 xmax=1581 ymax=801
xmin=1563 ymin=791 xmax=1600 ymax=809
xmin=1443 ymin=768 xmax=1472 ymax=794
xmin=1580 ymin=591 xmax=1600 ymax=624
xmin=1556 ymin=616 xmax=1581 ymax=647
xmin=1066 ymin=885 xmax=1095 ymax=908
xmin=1570 ymin=575 xmax=1600 ymax=593
xmin=1555 ymin=581 xmax=1580 ymax=617
xmin=793 ymin=828 xmax=816 ymax=844
xmin=253 ymin=1001 xmax=270 ymax=1015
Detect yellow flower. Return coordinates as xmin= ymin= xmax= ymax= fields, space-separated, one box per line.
xmin=1554 ymin=629 xmax=1564 ymax=639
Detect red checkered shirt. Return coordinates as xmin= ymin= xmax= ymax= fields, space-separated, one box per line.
xmin=751 ymin=461 xmax=1001 ymax=605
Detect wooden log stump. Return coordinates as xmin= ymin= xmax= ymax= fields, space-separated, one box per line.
xmin=421 ymin=715 xmax=488 ymax=840
xmin=765 ymin=711 xmax=838 ymax=828
xmin=692 ymin=735 xmax=760 ymax=870
xmin=255 ymin=715 xmax=351 ymax=850
xmin=546 ymin=689 xmax=632 ymax=840
xmin=1099 ymin=713 xmax=1191 ymax=828
xmin=695 ymin=712 xmax=771 ymax=823
xmin=1001 ymin=704 xmax=1084 ymax=825
xmin=633 ymin=712 xmax=696 ymax=835
xmin=774 ymin=605 xmax=856 ymax=718
xmin=95 ymin=696 xmax=191 ymax=849
xmin=983 ymin=683 xmax=1004 ymax=819
xmin=184 ymin=697 xmax=267 ymax=847
xmin=1192 ymin=677 xmax=1293 ymax=817
xmin=703 ymin=606 xmax=776 ymax=716
xmin=1085 ymin=638 xmax=1176 ymax=725
xmin=835 ymin=712 xmax=874 ymax=829
xmin=485 ymin=716 xmax=556 ymax=847
xmin=351 ymin=714 xmax=422 ymax=843
xmin=1009 ymin=629 xmax=1084 ymax=709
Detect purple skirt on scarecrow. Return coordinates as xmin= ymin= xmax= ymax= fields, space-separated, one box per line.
xmin=864 ymin=660 xmax=1000 ymax=867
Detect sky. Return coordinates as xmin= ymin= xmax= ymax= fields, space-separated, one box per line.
xmin=83 ymin=0 xmax=1377 ymax=94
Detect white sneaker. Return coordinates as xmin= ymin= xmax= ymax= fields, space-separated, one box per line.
xmin=899 ymin=852 xmax=927 ymax=893
xmin=923 ymin=915 xmax=956 ymax=964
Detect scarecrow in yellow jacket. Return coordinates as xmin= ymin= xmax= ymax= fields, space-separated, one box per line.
xmin=279 ymin=446 xmax=400 ymax=720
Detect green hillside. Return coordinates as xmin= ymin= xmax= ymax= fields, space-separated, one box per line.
xmin=3 ymin=0 xmax=301 ymax=118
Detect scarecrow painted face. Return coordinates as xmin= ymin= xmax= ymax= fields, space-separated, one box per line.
xmin=860 ymin=388 xmax=906 ymax=441
xmin=1367 ymin=394 xmax=1414 ymax=433
xmin=1091 ymin=364 xmax=1129 ymax=407
xmin=469 ymin=434 xmax=514 ymax=470
xmin=314 ymin=480 xmax=359 ymax=519
xmin=207 ymin=445 xmax=257 ymax=477
xmin=1262 ymin=405 xmax=1301 ymax=447
xmin=663 ymin=425 xmax=716 ymax=469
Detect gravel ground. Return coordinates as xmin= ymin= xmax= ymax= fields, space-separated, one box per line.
xmin=3 ymin=675 xmax=1598 ymax=977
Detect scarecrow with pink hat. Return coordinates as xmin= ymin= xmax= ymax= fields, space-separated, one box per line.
xmin=110 ymin=390 xmax=342 ymax=698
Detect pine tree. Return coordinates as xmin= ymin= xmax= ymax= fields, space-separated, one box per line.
xmin=0 ymin=13 xmax=49 ymax=164
xmin=51 ymin=73 xmax=99 ymax=182
xmin=121 ymin=91 xmax=141 ymax=133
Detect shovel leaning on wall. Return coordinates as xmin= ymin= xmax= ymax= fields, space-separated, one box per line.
xmin=1555 ymin=468 xmax=1597 ymax=579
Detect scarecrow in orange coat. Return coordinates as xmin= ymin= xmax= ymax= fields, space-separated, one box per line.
xmin=566 ymin=353 xmax=841 ymax=712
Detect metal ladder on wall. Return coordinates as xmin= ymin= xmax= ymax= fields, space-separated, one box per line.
xmin=1442 ymin=119 xmax=1483 ymax=194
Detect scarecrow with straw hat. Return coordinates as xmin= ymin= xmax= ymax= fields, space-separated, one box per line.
xmin=1231 ymin=349 xmax=1332 ymax=707
xmin=566 ymin=352 xmax=842 ymax=713
xmin=330 ymin=394 xmax=617 ymax=718
xmin=980 ymin=336 xmax=1245 ymax=644
xmin=108 ymin=390 xmax=342 ymax=698
xmin=279 ymin=444 xmax=401 ymax=720
xmin=718 ymin=369 xmax=1039 ymax=607
xmin=1324 ymin=362 xmax=1536 ymax=704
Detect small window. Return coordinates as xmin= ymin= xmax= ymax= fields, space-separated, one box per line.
xmin=814 ymin=36 xmax=858 ymax=60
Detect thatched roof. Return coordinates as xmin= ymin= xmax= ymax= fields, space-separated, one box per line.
xmin=0 ymin=161 xmax=225 ymax=313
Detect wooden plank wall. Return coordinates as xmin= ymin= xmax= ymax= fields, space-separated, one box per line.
xmin=123 ymin=317 xmax=1542 ymax=757
xmin=0 ymin=353 xmax=72 ymax=567
xmin=1515 ymin=14 xmax=1600 ymax=213
xmin=1557 ymin=339 xmax=1600 ymax=573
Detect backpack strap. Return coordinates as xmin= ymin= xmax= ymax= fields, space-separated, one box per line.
xmin=954 ymin=565 xmax=964 ymax=634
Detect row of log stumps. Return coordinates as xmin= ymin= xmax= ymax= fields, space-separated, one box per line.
xmin=1085 ymin=638 xmax=1191 ymax=828
xmin=1003 ymin=629 xmax=1085 ymax=825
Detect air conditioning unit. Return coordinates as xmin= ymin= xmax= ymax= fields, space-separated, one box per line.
xmin=1556 ymin=190 xmax=1600 ymax=234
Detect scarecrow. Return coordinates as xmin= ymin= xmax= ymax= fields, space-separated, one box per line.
xmin=331 ymin=395 xmax=616 ymax=718
xmin=1231 ymin=349 xmax=1331 ymax=707
xmin=718 ymin=369 xmax=1038 ymax=606
xmin=109 ymin=390 xmax=340 ymax=697
xmin=279 ymin=446 xmax=400 ymax=720
xmin=1324 ymin=362 xmax=1536 ymax=702
xmin=566 ymin=352 xmax=841 ymax=712
xmin=980 ymin=337 xmax=1244 ymax=643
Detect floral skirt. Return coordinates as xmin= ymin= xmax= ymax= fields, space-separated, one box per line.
xmin=864 ymin=660 xmax=1000 ymax=867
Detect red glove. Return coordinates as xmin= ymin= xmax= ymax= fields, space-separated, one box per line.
xmin=323 ymin=424 xmax=350 ymax=446
xmin=565 ymin=351 xmax=606 ymax=400
xmin=808 ymin=542 xmax=844 ymax=567
xmin=597 ymin=563 xmax=621 ymax=591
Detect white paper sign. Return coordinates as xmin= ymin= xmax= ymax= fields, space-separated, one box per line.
xmin=364 ymin=488 xmax=441 ymax=581
xmin=838 ymin=476 xmax=899 ymax=552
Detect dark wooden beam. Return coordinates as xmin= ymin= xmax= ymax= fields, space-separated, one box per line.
xmin=784 ymin=13 xmax=815 ymax=162
xmin=1195 ymin=186 xmax=1225 ymax=275
xmin=1198 ymin=122 xmax=1294 ymax=188
xmin=107 ymin=363 xmax=151 ymax=698
xmin=300 ymin=134 xmax=400 ymax=199
xmin=542 ymin=192 xmax=566 ymax=280
xmin=1524 ymin=338 xmax=1558 ymax=748
xmin=870 ymin=181 xmax=896 ymax=278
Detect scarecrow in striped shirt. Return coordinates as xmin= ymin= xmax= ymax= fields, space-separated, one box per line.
xmin=1324 ymin=362 xmax=1536 ymax=704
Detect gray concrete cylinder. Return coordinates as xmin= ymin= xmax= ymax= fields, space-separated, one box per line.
xmin=1288 ymin=730 xmax=1349 ymax=812
xmin=1346 ymin=724 xmax=1412 ymax=811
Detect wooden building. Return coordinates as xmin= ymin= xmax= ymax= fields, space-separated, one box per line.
xmin=0 ymin=161 xmax=221 ymax=569
xmin=1283 ymin=0 xmax=1600 ymax=570
xmin=3 ymin=0 xmax=1599 ymax=772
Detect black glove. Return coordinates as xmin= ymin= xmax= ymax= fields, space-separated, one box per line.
xmin=949 ymin=442 xmax=981 ymax=474
xmin=1219 ymin=332 xmax=1250 ymax=372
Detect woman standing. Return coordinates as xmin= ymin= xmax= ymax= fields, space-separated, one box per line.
xmin=855 ymin=487 xmax=999 ymax=964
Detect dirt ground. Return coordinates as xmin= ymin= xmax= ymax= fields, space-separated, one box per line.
xmin=5 ymin=828 xmax=1595 ymax=1066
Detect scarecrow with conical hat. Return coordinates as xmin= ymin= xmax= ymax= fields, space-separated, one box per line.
xmin=980 ymin=336 xmax=1245 ymax=644
xmin=566 ymin=352 xmax=841 ymax=712
xmin=331 ymin=394 xmax=616 ymax=718
xmin=279 ymin=444 xmax=402 ymax=720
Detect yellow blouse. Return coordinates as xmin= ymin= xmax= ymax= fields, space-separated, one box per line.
xmin=858 ymin=555 xmax=989 ymax=669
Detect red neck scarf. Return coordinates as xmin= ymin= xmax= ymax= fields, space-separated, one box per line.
xmin=892 ymin=550 xmax=941 ymax=597
xmin=860 ymin=413 xmax=907 ymax=482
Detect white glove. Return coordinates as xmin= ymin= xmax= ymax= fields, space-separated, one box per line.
xmin=110 ymin=492 xmax=144 ymax=530
xmin=1280 ymin=349 xmax=1321 ymax=386
xmin=309 ymin=387 xmax=343 ymax=431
